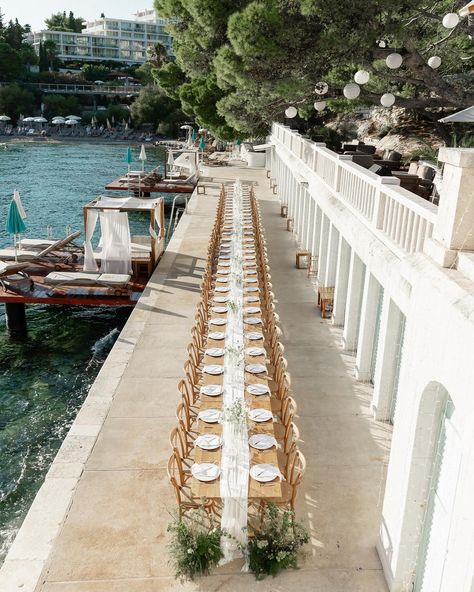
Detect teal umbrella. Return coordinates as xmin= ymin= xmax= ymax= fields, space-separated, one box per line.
xmin=125 ymin=146 xmax=133 ymax=165
xmin=191 ymin=129 xmax=197 ymax=142
xmin=236 ymin=139 xmax=242 ymax=145
xmin=6 ymin=199 xmax=27 ymax=262
xmin=199 ymin=136 xmax=206 ymax=150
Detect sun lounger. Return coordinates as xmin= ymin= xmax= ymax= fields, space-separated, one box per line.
xmin=19 ymin=231 xmax=81 ymax=251
xmin=44 ymin=272 xmax=131 ymax=292
xmin=0 ymin=261 xmax=32 ymax=290
xmin=0 ymin=232 xmax=82 ymax=264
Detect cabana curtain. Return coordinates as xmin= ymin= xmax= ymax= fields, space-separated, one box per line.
xmin=83 ymin=210 xmax=99 ymax=272
xmin=99 ymin=210 xmax=132 ymax=274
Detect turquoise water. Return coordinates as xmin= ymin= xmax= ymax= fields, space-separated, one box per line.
xmin=0 ymin=142 xmax=167 ymax=560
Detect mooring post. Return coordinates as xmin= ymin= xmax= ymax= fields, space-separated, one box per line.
xmin=5 ymin=303 xmax=27 ymax=336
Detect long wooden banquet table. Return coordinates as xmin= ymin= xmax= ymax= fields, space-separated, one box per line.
xmin=191 ymin=182 xmax=282 ymax=502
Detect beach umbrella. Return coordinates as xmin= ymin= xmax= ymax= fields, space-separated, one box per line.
xmin=65 ymin=119 xmax=78 ymax=125
xmin=13 ymin=190 xmax=27 ymax=220
xmin=34 ymin=117 xmax=47 ymax=123
xmin=167 ymin=150 xmax=175 ymax=167
xmin=192 ymin=129 xmax=197 ymax=142
xmin=94 ymin=80 xmax=104 ymax=85
xmin=23 ymin=117 xmax=35 ymax=123
xmin=125 ymin=122 xmax=129 ymax=130
xmin=106 ymin=118 xmax=111 ymax=130
xmin=112 ymin=115 xmax=115 ymax=125
xmin=0 ymin=115 xmax=11 ymax=121
xmin=138 ymin=144 xmax=147 ymax=171
xmin=66 ymin=115 xmax=81 ymax=120
xmin=199 ymin=136 xmax=206 ymax=150
xmin=122 ymin=118 xmax=127 ymax=126
xmin=6 ymin=198 xmax=27 ymax=261
xmin=52 ymin=116 xmax=66 ymax=123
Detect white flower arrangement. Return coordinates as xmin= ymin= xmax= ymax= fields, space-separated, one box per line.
xmin=224 ymin=398 xmax=250 ymax=426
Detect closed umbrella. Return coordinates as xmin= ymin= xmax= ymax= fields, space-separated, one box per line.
xmin=199 ymin=136 xmax=206 ymax=150
xmin=192 ymin=129 xmax=197 ymax=142
xmin=106 ymin=118 xmax=111 ymax=130
xmin=139 ymin=144 xmax=147 ymax=171
xmin=13 ymin=190 xmax=27 ymax=220
xmin=167 ymin=150 xmax=175 ymax=167
xmin=125 ymin=147 xmax=133 ymax=193
xmin=6 ymin=198 xmax=27 ymax=261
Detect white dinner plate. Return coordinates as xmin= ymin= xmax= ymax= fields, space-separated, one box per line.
xmin=192 ymin=462 xmax=221 ymax=481
xmin=245 ymin=307 xmax=261 ymax=314
xmin=244 ymin=270 xmax=257 ymax=276
xmin=219 ymin=254 xmax=231 ymax=259
xmin=244 ymin=256 xmax=256 ymax=261
xmin=245 ymin=363 xmax=267 ymax=374
xmin=215 ymin=286 xmax=229 ymax=293
xmin=247 ymin=383 xmax=270 ymax=396
xmin=250 ymin=463 xmax=280 ymax=482
xmin=246 ymin=347 xmax=266 ymax=357
xmin=216 ymin=278 xmax=229 ymax=284
xmin=210 ymin=318 xmax=227 ymax=325
xmin=203 ymin=364 xmax=224 ymax=375
xmin=245 ymin=331 xmax=264 ymax=341
xmin=195 ymin=434 xmax=222 ymax=450
xmin=217 ymin=270 xmax=230 ymax=275
xmin=211 ymin=306 xmax=228 ymax=314
xmin=208 ymin=331 xmax=225 ymax=340
xmin=213 ymin=296 xmax=229 ymax=303
xmin=245 ymin=297 xmax=259 ymax=303
xmin=244 ymin=317 xmax=262 ymax=325
xmin=205 ymin=348 xmax=225 ymax=357
xmin=198 ymin=409 xmax=222 ymax=423
xmin=243 ymin=238 xmax=254 ymax=243
xmin=244 ymin=287 xmax=259 ymax=293
xmin=249 ymin=434 xmax=277 ymax=450
xmin=244 ymin=278 xmax=258 ymax=284
xmin=200 ymin=384 xmax=223 ymax=396
xmin=218 ymin=261 xmax=231 ymax=267
xmin=249 ymin=408 xmax=273 ymax=423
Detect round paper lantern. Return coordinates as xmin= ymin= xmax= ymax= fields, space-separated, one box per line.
xmin=314 ymin=82 xmax=329 ymax=95
xmin=378 ymin=39 xmax=386 ymax=48
xmin=343 ymin=83 xmax=361 ymax=100
xmin=285 ymin=106 xmax=298 ymax=118
xmin=442 ymin=12 xmax=459 ymax=28
xmin=386 ymin=53 xmax=403 ymax=69
xmin=354 ymin=70 xmax=370 ymax=85
xmin=428 ymin=56 xmax=442 ymax=69
xmin=380 ymin=93 xmax=395 ymax=107
xmin=314 ymin=101 xmax=326 ymax=111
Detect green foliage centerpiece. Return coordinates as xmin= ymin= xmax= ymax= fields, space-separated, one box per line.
xmin=167 ymin=511 xmax=224 ymax=581
xmin=247 ymin=504 xmax=310 ymax=580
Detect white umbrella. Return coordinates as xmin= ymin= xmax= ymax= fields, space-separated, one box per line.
xmin=13 ymin=190 xmax=27 ymax=220
xmin=0 ymin=115 xmax=11 ymax=121
xmin=94 ymin=80 xmax=104 ymax=85
xmin=34 ymin=117 xmax=47 ymax=123
xmin=438 ymin=106 xmax=474 ymax=123
xmin=65 ymin=119 xmax=79 ymax=125
xmin=106 ymin=118 xmax=111 ymax=130
xmin=66 ymin=115 xmax=81 ymax=120
xmin=167 ymin=150 xmax=175 ymax=167
xmin=139 ymin=144 xmax=147 ymax=171
xmin=52 ymin=117 xmax=66 ymax=124
xmin=23 ymin=117 xmax=35 ymax=123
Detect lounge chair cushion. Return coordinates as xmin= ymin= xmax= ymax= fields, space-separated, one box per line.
xmin=44 ymin=272 xmax=130 ymax=287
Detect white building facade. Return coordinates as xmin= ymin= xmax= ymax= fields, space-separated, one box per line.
xmin=29 ymin=9 xmax=173 ymax=65
xmin=266 ymin=123 xmax=474 ymax=592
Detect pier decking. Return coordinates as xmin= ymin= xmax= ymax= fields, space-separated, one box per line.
xmin=0 ymin=166 xmax=390 ymax=591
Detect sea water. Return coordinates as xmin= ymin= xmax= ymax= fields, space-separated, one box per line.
xmin=0 ymin=142 xmax=166 ymax=560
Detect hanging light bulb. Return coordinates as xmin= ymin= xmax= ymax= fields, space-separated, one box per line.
xmin=285 ymin=106 xmax=298 ymax=118
xmin=314 ymin=82 xmax=329 ymax=95
xmin=314 ymin=101 xmax=326 ymax=111
xmin=428 ymin=56 xmax=442 ymax=69
xmin=442 ymin=12 xmax=460 ymax=28
xmin=354 ymin=70 xmax=370 ymax=85
xmin=386 ymin=53 xmax=403 ymax=69
xmin=343 ymin=83 xmax=361 ymax=99
xmin=380 ymin=93 xmax=395 ymax=107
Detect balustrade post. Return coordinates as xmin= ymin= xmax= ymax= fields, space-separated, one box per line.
xmin=372 ymin=177 xmax=400 ymax=229
xmin=334 ymin=155 xmax=352 ymax=193
xmin=424 ymin=148 xmax=474 ymax=267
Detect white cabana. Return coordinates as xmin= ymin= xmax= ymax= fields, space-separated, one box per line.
xmin=438 ymin=106 xmax=474 ymax=123
xmin=83 ymin=195 xmax=165 ymax=277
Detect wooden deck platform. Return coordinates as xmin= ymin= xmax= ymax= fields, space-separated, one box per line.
xmin=105 ymin=177 xmax=195 ymax=194
xmin=0 ymin=263 xmax=147 ymax=307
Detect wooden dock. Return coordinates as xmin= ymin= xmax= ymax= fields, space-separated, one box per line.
xmin=0 ymin=263 xmax=147 ymax=307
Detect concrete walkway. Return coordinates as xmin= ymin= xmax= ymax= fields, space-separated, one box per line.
xmin=2 ymin=166 xmax=391 ymax=592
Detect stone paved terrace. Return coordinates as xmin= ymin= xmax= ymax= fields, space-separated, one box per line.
xmin=0 ymin=165 xmax=391 ymax=592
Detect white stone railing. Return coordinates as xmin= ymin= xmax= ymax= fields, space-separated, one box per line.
xmin=271 ymin=122 xmax=438 ymax=255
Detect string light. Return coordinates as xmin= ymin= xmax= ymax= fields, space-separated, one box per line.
xmin=285 ymin=106 xmax=297 ymax=118
xmin=314 ymin=82 xmax=329 ymax=95
xmin=442 ymin=12 xmax=460 ymax=28
xmin=354 ymin=70 xmax=370 ymax=85
xmin=428 ymin=56 xmax=442 ymax=69
xmin=386 ymin=52 xmax=403 ymax=69
xmin=380 ymin=93 xmax=396 ymax=107
xmin=343 ymin=83 xmax=361 ymax=99
xmin=314 ymin=101 xmax=326 ymax=111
